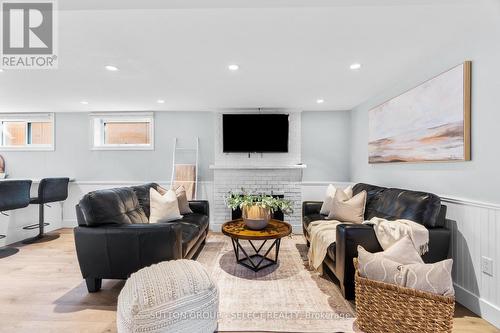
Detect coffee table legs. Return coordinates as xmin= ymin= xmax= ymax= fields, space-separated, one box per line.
xmin=230 ymin=238 xmax=281 ymax=272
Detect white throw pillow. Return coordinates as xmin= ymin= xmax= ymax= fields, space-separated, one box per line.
xmin=328 ymin=189 xmax=366 ymax=223
xmin=157 ymin=185 xmax=193 ymax=215
xmin=320 ymin=184 xmax=353 ymax=215
xmin=149 ymin=188 xmax=182 ymax=223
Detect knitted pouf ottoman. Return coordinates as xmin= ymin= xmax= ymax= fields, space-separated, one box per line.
xmin=117 ymin=259 xmax=218 ymax=333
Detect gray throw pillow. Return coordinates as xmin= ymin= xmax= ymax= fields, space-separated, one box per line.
xmin=401 ymin=259 xmax=455 ymax=296
xmin=357 ymin=246 xmax=405 ymax=285
xmin=358 ymin=242 xmax=455 ymax=297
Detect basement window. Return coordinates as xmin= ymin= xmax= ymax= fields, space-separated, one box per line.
xmin=0 ymin=113 xmax=55 ymax=151
xmin=90 ymin=112 xmax=154 ymax=150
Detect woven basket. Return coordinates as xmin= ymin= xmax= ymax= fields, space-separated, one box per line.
xmin=353 ymin=258 xmax=455 ymax=333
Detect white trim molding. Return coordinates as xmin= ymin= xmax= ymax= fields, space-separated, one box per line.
xmin=440 ymin=195 xmax=500 ymax=210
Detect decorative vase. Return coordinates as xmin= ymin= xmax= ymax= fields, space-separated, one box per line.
xmin=242 ymin=205 xmax=271 ymax=230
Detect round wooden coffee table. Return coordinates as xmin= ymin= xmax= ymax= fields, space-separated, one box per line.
xmin=222 ymin=219 xmax=292 ymax=272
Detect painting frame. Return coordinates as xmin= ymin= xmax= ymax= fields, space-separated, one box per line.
xmin=368 ymin=61 xmax=471 ymax=164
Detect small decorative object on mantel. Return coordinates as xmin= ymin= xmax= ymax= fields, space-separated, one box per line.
xmin=225 ymin=189 xmax=293 ymax=230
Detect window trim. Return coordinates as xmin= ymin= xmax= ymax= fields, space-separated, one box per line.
xmin=89 ymin=112 xmax=155 ymax=151
xmin=0 ymin=113 xmax=55 ymax=151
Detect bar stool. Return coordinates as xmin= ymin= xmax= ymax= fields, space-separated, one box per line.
xmin=0 ymin=180 xmax=32 ymax=258
xmin=23 ymin=177 xmax=69 ymax=244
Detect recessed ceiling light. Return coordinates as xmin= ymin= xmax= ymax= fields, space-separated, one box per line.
xmin=105 ymin=65 xmax=119 ymax=71
xmin=80 ymin=101 xmax=89 ymax=105
xmin=350 ymin=63 xmax=362 ymax=70
xmin=316 ymin=99 xmax=324 ymax=104
xmin=157 ymin=99 xmax=165 ymax=104
xmin=228 ymin=64 xmax=239 ymax=71
xmin=0 ymin=69 xmax=4 ymax=72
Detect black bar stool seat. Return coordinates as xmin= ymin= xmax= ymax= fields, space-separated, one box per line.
xmin=0 ymin=180 xmax=32 ymax=258
xmin=23 ymin=178 xmax=69 ymax=244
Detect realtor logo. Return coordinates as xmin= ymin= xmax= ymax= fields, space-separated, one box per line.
xmin=1 ymin=1 xmax=58 ymax=69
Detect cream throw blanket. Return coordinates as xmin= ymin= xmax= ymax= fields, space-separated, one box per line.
xmin=363 ymin=217 xmax=429 ymax=255
xmin=307 ymin=220 xmax=347 ymax=273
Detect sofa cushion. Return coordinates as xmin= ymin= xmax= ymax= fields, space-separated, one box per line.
xmin=131 ymin=183 xmax=160 ymax=218
xmin=180 ymin=213 xmax=209 ymax=233
xmin=159 ymin=212 xmax=208 ymax=256
xmin=368 ymin=188 xmax=441 ymax=227
xmin=79 ymin=187 xmax=148 ymax=226
xmin=303 ymin=214 xmax=326 ymax=229
xmin=174 ymin=222 xmax=202 ymax=255
xmin=353 ymin=183 xmax=442 ymax=228
xmin=352 ymin=183 xmax=386 ymax=209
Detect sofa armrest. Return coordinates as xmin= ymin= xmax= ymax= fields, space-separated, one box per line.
xmin=74 ymin=223 xmax=182 ymax=279
xmin=302 ymin=201 xmax=323 ymax=217
xmin=335 ymin=223 xmax=382 ymax=299
xmin=75 ymin=204 xmax=87 ymax=226
xmin=189 ymin=200 xmax=209 ymax=216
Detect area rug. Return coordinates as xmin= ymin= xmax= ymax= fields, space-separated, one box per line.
xmin=197 ymin=233 xmax=360 ymax=333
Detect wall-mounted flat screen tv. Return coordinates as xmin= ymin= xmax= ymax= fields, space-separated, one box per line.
xmin=222 ymin=114 xmax=289 ymax=153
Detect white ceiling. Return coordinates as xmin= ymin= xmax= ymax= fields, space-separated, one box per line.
xmin=0 ymin=0 xmax=492 ymax=112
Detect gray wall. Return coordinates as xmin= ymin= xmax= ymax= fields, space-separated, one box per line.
xmin=350 ymin=3 xmax=500 ymax=203
xmin=1 ymin=112 xmax=216 ymax=181
xmin=301 ymin=111 xmax=351 ymax=182
xmin=2 ymin=111 xmax=353 ymax=183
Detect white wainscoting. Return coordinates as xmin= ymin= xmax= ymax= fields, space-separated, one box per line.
xmin=442 ymin=197 xmax=500 ymax=329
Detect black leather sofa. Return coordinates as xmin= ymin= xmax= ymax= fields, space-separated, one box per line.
xmin=74 ymin=183 xmax=209 ymax=292
xmin=302 ymin=183 xmax=450 ymax=300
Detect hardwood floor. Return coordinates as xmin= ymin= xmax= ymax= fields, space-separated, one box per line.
xmin=0 ymin=228 xmax=497 ymax=333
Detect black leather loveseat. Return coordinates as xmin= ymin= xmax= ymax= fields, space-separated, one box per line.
xmin=74 ymin=183 xmax=209 ymax=292
xmin=303 ymin=183 xmax=450 ymax=299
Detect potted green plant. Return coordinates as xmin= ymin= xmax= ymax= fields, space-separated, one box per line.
xmin=225 ymin=189 xmax=293 ymax=230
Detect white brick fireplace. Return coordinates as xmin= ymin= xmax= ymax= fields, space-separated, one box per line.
xmin=211 ymin=167 xmax=305 ymax=232
xmin=211 ymin=111 xmax=305 ymax=232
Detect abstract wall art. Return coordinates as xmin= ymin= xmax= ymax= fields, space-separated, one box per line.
xmin=368 ymin=61 xmax=471 ymax=163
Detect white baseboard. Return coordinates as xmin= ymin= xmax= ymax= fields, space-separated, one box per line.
xmin=62 ymin=219 xmax=78 ymax=228
xmin=454 ymin=284 xmax=500 ymax=329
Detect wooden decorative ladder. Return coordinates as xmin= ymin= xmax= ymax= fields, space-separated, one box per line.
xmin=170 ymin=137 xmax=199 ymax=200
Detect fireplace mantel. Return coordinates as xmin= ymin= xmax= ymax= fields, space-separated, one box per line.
xmin=209 ymin=164 xmax=307 ymax=170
